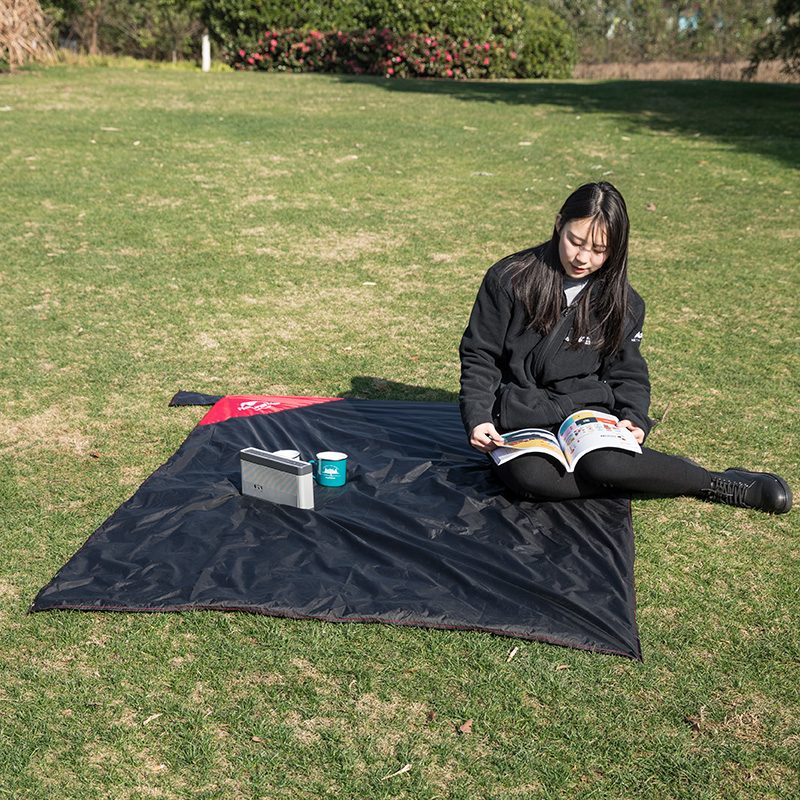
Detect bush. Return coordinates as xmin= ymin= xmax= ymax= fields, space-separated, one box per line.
xmin=225 ymin=28 xmax=524 ymax=79
xmin=202 ymin=0 xmax=529 ymax=46
xmin=208 ymin=0 xmax=576 ymax=79
xmin=219 ymin=1 xmax=576 ymax=80
xmin=511 ymin=6 xmax=576 ymax=78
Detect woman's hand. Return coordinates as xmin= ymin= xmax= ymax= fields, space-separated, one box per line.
xmin=617 ymin=419 xmax=645 ymax=445
xmin=470 ymin=422 xmax=504 ymax=453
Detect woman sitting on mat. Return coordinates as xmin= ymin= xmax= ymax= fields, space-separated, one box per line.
xmin=459 ymin=181 xmax=792 ymax=513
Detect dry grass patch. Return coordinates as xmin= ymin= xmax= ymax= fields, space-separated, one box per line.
xmin=240 ymin=194 xmax=278 ymax=206
xmin=686 ymin=692 xmax=800 ymax=752
xmin=289 ymin=230 xmax=402 ymax=265
xmin=139 ymin=196 xmax=184 ymax=209
xmin=352 ymin=692 xmax=432 ymax=755
xmin=0 ymin=404 xmax=92 ymax=456
xmin=574 ymin=59 xmax=799 ymax=83
xmin=0 ymin=577 xmax=21 ymax=606
xmin=721 ymin=760 xmax=799 ymax=795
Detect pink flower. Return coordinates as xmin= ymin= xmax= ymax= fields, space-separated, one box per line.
xmin=483 ymin=42 xmax=490 ymax=50
xmin=445 ymin=52 xmax=452 ymax=62
xmin=483 ymin=57 xmax=490 ymax=65
xmin=247 ymin=57 xmax=254 ymax=64
xmin=446 ymin=69 xmax=453 ymax=77
xmin=239 ymin=49 xmax=245 ymax=57
xmin=271 ymin=39 xmax=278 ymax=47
xmin=388 ymin=67 xmax=394 ymax=75
xmin=510 ymin=51 xmax=517 ymax=59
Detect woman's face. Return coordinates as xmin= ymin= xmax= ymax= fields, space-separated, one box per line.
xmin=556 ymin=215 xmax=609 ymax=280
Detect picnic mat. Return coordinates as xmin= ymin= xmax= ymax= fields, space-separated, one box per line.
xmin=30 ymin=393 xmax=642 ymax=659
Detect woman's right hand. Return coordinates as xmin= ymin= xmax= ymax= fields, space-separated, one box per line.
xmin=469 ymin=422 xmax=504 ymax=453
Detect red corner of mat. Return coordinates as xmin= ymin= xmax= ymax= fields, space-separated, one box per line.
xmin=199 ymin=395 xmax=341 ymax=425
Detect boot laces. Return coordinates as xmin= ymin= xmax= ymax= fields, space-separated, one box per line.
xmin=709 ymin=475 xmax=751 ymax=507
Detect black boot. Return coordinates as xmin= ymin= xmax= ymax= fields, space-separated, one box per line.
xmin=704 ymin=469 xmax=792 ymax=514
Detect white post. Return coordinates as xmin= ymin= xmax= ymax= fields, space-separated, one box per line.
xmin=202 ymin=33 xmax=211 ymax=72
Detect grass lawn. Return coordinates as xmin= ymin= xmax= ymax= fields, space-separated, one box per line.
xmin=1 ymin=65 xmax=799 ymax=798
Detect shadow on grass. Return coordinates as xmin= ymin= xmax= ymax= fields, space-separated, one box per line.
xmin=334 ymin=75 xmax=800 ymax=170
xmin=342 ymin=375 xmax=458 ymax=403
xmin=168 ymin=383 xmax=458 ymax=404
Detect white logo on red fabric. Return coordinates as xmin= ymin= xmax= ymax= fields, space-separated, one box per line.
xmin=238 ymin=400 xmax=282 ymax=413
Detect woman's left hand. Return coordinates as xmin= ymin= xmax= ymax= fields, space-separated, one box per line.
xmin=617 ymin=419 xmax=645 ymax=444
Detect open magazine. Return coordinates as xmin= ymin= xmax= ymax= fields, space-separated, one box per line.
xmin=489 ymin=409 xmax=642 ymax=472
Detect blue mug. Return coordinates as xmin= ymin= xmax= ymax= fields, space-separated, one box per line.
xmin=310 ymin=451 xmax=348 ymax=487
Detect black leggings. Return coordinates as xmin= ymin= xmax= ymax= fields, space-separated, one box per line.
xmin=492 ymin=447 xmax=713 ymax=502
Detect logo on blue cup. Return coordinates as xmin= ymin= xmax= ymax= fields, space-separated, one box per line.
xmin=311 ymin=451 xmax=347 ymax=487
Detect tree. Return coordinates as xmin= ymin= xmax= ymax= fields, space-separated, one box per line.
xmin=547 ymin=0 xmax=774 ymax=63
xmin=45 ymin=0 xmax=204 ymax=60
xmin=691 ymin=0 xmax=774 ymax=63
xmin=745 ymin=0 xmax=800 ymax=77
xmin=1 ymin=0 xmax=57 ymax=68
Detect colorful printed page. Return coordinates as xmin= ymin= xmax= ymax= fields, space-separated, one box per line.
xmin=489 ymin=428 xmax=569 ymax=469
xmin=558 ymin=411 xmax=641 ymax=469
xmin=489 ymin=411 xmax=642 ymax=472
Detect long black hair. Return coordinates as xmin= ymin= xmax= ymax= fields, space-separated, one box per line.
xmin=508 ymin=182 xmax=631 ymax=356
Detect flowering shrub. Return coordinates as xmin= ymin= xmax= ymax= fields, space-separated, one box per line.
xmin=224 ymin=25 xmax=572 ymax=79
xmin=206 ymin=0 xmax=528 ymax=54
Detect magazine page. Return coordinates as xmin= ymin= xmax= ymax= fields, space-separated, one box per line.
xmin=489 ymin=428 xmax=569 ymax=469
xmin=557 ymin=410 xmax=642 ymax=469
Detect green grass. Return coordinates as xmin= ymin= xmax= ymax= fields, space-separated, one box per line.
xmin=1 ymin=65 xmax=799 ymax=798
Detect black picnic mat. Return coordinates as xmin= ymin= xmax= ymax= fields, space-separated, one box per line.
xmin=30 ymin=394 xmax=641 ymax=659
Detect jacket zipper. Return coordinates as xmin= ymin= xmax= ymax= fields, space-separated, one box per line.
xmin=536 ymin=303 xmax=578 ymax=373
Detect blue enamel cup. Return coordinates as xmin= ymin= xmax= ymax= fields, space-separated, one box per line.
xmin=310 ymin=451 xmax=347 ymax=487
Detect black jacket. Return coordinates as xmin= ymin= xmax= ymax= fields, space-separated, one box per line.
xmin=459 ymin=258 xmax=653 ymax=438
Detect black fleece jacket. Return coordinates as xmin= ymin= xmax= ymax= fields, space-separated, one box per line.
xmin=459 ymin=258 xmax=654 ymax=438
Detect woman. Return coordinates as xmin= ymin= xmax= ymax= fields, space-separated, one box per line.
xmin=459 ymin=182 xmax=791 ymax=513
